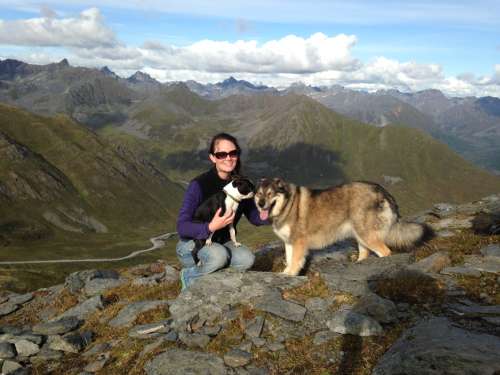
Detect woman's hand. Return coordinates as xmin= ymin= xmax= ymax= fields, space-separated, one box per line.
xmin=208 ymin=207 xmax=235 ymax=232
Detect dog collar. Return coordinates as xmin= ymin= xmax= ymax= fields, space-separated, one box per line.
xmin=224 ymin=191 xmax=241 ymax=203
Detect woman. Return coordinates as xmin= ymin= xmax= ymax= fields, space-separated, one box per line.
xmin=176 ymin=133 xmax=267 ymax=290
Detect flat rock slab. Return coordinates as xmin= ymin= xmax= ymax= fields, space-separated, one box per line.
xmin=327 ymin=310 xmax=383 ymax=336
xmin=129 ymin=321 xmax=172 ymax=339
xmin=313 ymin=330 xmax=340 ymax=345
xmin=14 ymin=333 xmax=43 ymax=346
xmin=178 ymin=333 xmax=211 ymax=349
xmin=14 ymin=339 xmax=40 ymax=357
xmin=31 ymin=347 xmax=64 ymax=362
xmin=83 ymin=278 xmax=126 ymax=297
xmin=7 ymin=293 xmax=33 ymax=305
xmin=144 ymin=348 xmax=227 ymax=375
xmin=314 ymin=254 xmax=412 ymax=297
xmin=352 ymin=293 xmax=397 ymax=324
xmin=224 ymin=349 xmax=252 ymax=367
xmin=253 ymin=296 xmax=306 ymax=322
xmin=447 ymin=301 xmax=500 ymax=318
xmin=408 ymin=251 xmax=451 ymax=274
xmin=244 ymin=316 xmax=265 ymax=338
xmin=33 ymin=316 xmax=82 ymax=335
xmin=0 ymin=303 xmax=19 ymax=318
xmin=109 ymin=301 xmax=169 ymax=327
xmin=2 ymin=360 xmax=22 ymax=374
xmin=464 ymin=255 xmax=500 ymax=275
xmin=49 ymin=331 xmax=93 ymax=353
xmin=169 ymin=271 xmax=307 ymax=329
xmin=65 ymin=269 xmax=120 ymax=294
xmin=481 ymin=244 xmax=500 ymax=258
xmin=55 ymin=295 xmax=103 ymax=321
xmin=431 ymin=217 xmax=472 ymax=230
xmin=0 ymin=342 xmax=16 ymax=359
xmin=441 ymin=266 xmax=482 ymax=277
xmin=373 ymin=317 xmax=500 ymax=375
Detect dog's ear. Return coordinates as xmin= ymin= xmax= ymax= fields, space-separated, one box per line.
xmin=258 ymin=177 xmax=270 ymax=188
xmin=273 ymin=177 xmax=288 ymax=194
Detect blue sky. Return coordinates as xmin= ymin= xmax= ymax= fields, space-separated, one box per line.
xmin=0 ymin=1 xmax=499 ymax=96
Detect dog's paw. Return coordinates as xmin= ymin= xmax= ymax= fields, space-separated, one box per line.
xmin=205 ymin=239 xmax=213 ymax=246
xmin=233 ymin=241 xmax=242 ymax=247
xmin=355 ymin=255 xmax=369 ymax=262
xmin=282 ymin=266 xmax=291 ymax=275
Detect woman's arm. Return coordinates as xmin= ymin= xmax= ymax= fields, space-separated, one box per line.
xmin=176 ymin=181 xmax=211 ymax=239
xmin=241 ymin=199 xmax=269 ymax=226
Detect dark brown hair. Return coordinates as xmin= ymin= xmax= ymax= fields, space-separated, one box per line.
xmin=209 ymin=132 xmax=242 ymax=175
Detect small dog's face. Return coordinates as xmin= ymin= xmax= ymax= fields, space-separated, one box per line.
xmin=254 ymin=178 xmax=289 ymax=221
xmin=232 ymin=176 xmax=255 ymax=198
xmin=224 ymin=176 xmax=255 ymax=200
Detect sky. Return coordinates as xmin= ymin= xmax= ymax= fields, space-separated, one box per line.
xmin=0 ymin=0 xmax=499 ymax=97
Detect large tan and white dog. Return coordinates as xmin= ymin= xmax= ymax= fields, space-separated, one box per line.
xmin=255 ymin=178 xmax=429 ymax=276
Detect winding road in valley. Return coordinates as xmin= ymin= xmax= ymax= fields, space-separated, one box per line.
xmin=0 ymin=232 xmax=177 ymax=265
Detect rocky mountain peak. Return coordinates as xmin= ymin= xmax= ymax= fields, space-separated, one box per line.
xmin=58 ymin=58 xmax=69 ymax=67
xmin=218 ymin=76 xmax=267 ymax=90
xmin=100 ymin=66 xmax=118 ymax=79
xmin=0 ymin=59 xmax=27 ymax=80
xmin=476 ymin=96 xmax=500 ymax=117
xmin=127 ymin=71 xmax=158 ymax=84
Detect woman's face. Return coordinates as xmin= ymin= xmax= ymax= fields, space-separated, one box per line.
xmin=209 ymin=139 xmax=239 ymax=176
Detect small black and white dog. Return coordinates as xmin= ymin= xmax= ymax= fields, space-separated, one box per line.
xmin=192 ymin=176 xmax=255 ymax=263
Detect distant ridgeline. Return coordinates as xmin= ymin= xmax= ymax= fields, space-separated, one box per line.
xmin=0 ymin=58 xmax=499 ymax=249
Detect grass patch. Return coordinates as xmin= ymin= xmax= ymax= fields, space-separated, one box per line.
xmin=206 ymin=304 xmax=260 ymax=355
xmin=252 ymin=244 xmax=285 ymax=273
xmin=455 ymin=272 xmax=500 ymax=305
xmin=135 ymin=306 xmax=171 ymax=326
xmin=282 ymin=272 xmax=330 ymax=304
xmin=330 ymin=293 xmax=359 ymax=311
xmin=415 ymin=229 xmax=500 ymax=265
xmin=103 ymin=280 xmax=180 ymax=304
xmin=372 ymin=269 xmax=446 ymax=305
xmin=332 ymin=323 xmax=409 ymax=375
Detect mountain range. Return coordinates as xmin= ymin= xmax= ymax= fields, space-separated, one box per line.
xmin=1 ymin=58 xmax=500 ymax=251
xmin=1 ymin=58 xmax=498 ymax=175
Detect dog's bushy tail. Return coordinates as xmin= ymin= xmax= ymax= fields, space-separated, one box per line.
xmin=385 ymin=221 xmax=433 ymax=250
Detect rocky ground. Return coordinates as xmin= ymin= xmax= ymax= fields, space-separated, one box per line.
xmin=1 ymin=194 xmax=500 ymax=374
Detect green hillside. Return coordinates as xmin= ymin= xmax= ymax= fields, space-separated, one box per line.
xmin=103 ymin=92 xmax=500 ymax=214
xmin=0 ymin=103 xmax=183 ymax=259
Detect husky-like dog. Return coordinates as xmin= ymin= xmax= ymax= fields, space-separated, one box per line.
xmin=192 ymin=176 xmax=255 ymax=263
xmin=255 ymin=178 xmax=429 ymax=276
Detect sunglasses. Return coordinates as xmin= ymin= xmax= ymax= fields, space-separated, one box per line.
xmin=213 ymin=149 xmax=240 ymax=159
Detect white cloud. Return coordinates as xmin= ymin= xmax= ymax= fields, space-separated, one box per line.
xmin=1 ymin=6 xmax=499 ymax=97
xmin=64 ymin=31 xmax=359 ymax=75
xmin=0 ymin=8 xmax=116 ymax=48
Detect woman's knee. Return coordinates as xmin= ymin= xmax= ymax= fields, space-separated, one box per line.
xmin=176 ymin=240 xmax=196 ymax=268
xmin=198 ymin=243 xmax=229 ymax=271
xmin=229 ymin=245 xmax=255 ymax=270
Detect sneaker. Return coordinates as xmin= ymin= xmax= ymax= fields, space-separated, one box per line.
xmin=179 ymin=268 xmax=188 ymax=291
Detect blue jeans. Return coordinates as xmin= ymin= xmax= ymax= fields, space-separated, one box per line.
xmin=176 ymin=239 xmax=255 ymax=289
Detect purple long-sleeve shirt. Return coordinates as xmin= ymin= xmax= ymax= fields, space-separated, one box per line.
xmin=176 ymin=179 xmax=267 ymax=240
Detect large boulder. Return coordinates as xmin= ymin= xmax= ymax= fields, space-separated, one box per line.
xmin=144 ymin=348 xmax=227 ymax=375
xmin=373 ymin=317 xmax=500 ymax=375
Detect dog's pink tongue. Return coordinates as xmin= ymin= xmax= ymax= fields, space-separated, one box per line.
xmin=259 ymin=210 xmax=269 ymax=221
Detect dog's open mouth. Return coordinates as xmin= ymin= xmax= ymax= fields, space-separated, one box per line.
xmin=259 ymin=209 xmax=269 ymax=221
xmin=259 ymin=201 xmax=275 ymax=221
